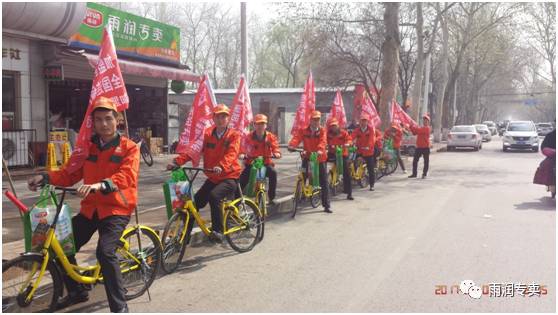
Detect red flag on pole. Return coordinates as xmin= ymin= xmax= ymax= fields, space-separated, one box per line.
xmin=327 ymin=90 xmax=347 ymax=128
xmin=65 ymin=26 xmax=129 ymax=174
xmin=391 ymin=100 xmax=418 ymax=129
xmin=229 ymin=75 xmax=253 ymax=151
xmin=360 ymin=90 xmax=382 ymax=128
xmin=290 ymin=72 xmax=315 ymax=135
xmin=176 ymin=74 xmax=216 ymax=166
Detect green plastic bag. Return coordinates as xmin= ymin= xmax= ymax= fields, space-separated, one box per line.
xmin=163 ymin=169 xmax=190 ymax=219
xmin=335 ymin=146 xmax=344 ymax=171
xmin=245 ymin=157 xmax=264 ymax=198
xmin=23 ymin=185 xmax=76 ymax=256
xmin=309 ymin=152 xmax=320 ymax=188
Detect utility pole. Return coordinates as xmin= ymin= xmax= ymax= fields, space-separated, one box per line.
xmin=241 ymin=2 xmax=248 ymax=83
xmin=421 ymin=52 xmax=431 ymax=125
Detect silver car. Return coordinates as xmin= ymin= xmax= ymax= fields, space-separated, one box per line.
xmin=503 ymin=121 xmax=539 ymax=152
xmin=474 ymin=124 xmax=492 ymax=142
xmin=482 ymin=121 xmax=498 ymax=136
xmin=447 ymin=125 xmax=483 ymax=151
xmin=536 ymin=123 xmax=554 ymax=136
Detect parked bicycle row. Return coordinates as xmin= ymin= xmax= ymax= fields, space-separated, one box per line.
xmin=2 ymin=98 xmax=432 ymax=313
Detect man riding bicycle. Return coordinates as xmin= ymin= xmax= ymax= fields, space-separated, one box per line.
xmin=27 ymin=97 xmax=139 ymax=313
xmin=287 ymin=110 xmax=332 ymax=213
xmin=326 ymin=118 xmax=354 ymax=200
xmin=384 ymin=123 xmax=406 ymax=173
xmin=167 ymin=104 xmax=242 ymax=242
xmin=239 ymin=114 xmax=281 ymax=204
xmin=351 ymin=114 xmax=377 ymax=191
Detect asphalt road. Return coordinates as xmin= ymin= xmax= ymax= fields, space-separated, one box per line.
xmin=27 ymin=137 xmax=554 ymax=312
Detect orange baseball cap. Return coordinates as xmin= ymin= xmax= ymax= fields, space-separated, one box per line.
xmin=328 ymin=118 xmax=339 ymax=126
xmin=92 ymin=97 xmax=118 ymax=112
xmin=213 ymin=104 xmax=230 ymax=115
xmin=360 ymin=113 xmax=370 ymax=121
xmin=423 ymin=114 xmax=430 ymax=121
xmin=311 ymin=110 xmax=322 ymax=119
xmin=254 ymin=114 xmax=268 ymax=124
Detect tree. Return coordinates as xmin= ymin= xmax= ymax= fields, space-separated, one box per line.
xmin=378 ymin=3 xmax=400 ymax=130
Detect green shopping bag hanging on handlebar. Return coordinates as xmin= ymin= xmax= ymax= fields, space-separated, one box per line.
xmin=309 ymin=152 xmax=320 ymax=188
xmin=23 ymin=185 xmax=76 ymax=256
xmin=245 ymin=157 xmax=264 ymax=198
xmin=163 ymin=168 xmax=190 ymax=219
xmin=335 ymin=146 xmax=344 ymax=171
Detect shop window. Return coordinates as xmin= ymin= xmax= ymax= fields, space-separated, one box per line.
xmin=2 ymin=72 xmax=17 ymax=130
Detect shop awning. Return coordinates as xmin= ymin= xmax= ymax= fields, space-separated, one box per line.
xmin=82 ymin=52 xmax=200 ymax=83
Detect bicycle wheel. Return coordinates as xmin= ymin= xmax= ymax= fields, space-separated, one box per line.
xmin=383 ymin=158 xmax=398 ymax=176
xmin=255 ymin=190 xmax=267 ymax=242
xmin=2 ymin=254 xmax=63 ymax=313
xmin=161 ymin=211 xmax=189 ymax=274
xmin=357 ymin=163 xmax=368 ymax=188
xmin=140 ymin=142 xmax=154 ymax=166
xmin=310 ymin=189 xmax=322 ymax=208
xmin=118 ymin=226 xmax=162 ymax=300
xmin=225 ymin=200 xmax=261 ymax=252
xmin=292 ymin=179 xmax=303 ymax=218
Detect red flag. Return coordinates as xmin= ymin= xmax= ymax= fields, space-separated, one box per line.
xmin=391 ymin=100 xmax=418 ymax=129
xmin=360 ymin=90 xmax=382 ymax=128
xmin=176 ymin=74 xmax=216 ymax=166
xmin=229 ymin=75 xmax=253 ymax=151
xmin=327 ymin=90 xmax=347 ymax=128
xmin=65 ymin=26 xmax=129 ymax=174
xmin=290 ymin=72 xmax=315 ymax=135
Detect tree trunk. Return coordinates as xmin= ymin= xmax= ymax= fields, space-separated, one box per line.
xmin=379 ymin=3 xmax=400 ymax=131
xmin=434 ymin=6 xmax=449 ymax=142
xmin=410 ymin=3 xmax=424 ymax=121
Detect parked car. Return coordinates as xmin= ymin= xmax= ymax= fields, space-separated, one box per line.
xmin=474 ymin=124 xmax=492 ymax=142
xmin=447 ymin=125 xmax=483 ymax=151
xmin=482 ymin=121 xmax=498 ymax=135
xmin=502 ymin=121 xmax=539 ymax=152
xmin=536 ymin=122 xmax=554 ymax=136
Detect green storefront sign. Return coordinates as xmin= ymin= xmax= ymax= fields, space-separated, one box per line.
xmin=69 ymin=2 xmax=181 ymax=66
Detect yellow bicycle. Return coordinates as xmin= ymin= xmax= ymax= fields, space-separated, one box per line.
xmin=348 ymin=146 xmax=369 ymax=188
xmin=160 ymin=167 xmax=261 ymax=274
xmin=327 ymin=146 xmax=345 ymax=196
xmin=290 ymin=149 xmax=322 ymax=218
xmin=2 ymin=186 xmax=162 ymax=312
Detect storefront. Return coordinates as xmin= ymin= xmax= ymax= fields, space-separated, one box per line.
xmin=2 ymin=2 xmax=199 ymax=167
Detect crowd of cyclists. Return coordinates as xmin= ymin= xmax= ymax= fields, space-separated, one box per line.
xmin=25 ymin=97 xmax=431 ymax=312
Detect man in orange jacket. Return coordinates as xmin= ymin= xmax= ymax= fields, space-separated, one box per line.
xmin=409 ymin=114 xmax=431 ymax=179
xmin=239 ymin=114 xmax=281 ymax=203
xmin=385 ymin=123 xmax=406 ymax=173
xmin=288 ymin=110 xmax=331 ymax=213
xmin=28 ymin=97 xmax=139 ymax=312
xmin=351 ymin=114 xmax=377 ymax=191
xmin=326 ymin=118 xmax=353 ymax=200
xmin=167 ymin=104 xmax=242 ymax=241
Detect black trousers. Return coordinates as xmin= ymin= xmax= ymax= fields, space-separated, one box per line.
xmin=301 ymin=159 xmax=330 ymax=208
xmin=64 ymin=213 xmax=130 ymax=312
xmin=327 ymin=154 xmax=352 ymax=196
xmin=193 ymin=179 xmax=238 ymax=233
xmin=239 ymin=164 xmax=278 ymax=200
xmin=359 ymin=155 xmax=376 ymax=188
xmin=412 ymin=148 xmax=430 ymax=176
xmin=395 ymin=148 xmax=406 ymax=171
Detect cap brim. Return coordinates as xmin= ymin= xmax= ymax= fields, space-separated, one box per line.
xmin=255 ymin=120 xmax=267 ymax=124
xmin=214 ymin=111 xmax=230 ymax=115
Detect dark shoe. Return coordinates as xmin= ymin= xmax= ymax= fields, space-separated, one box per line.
xmin=209 ymin=231 xmax=224 ymax=243
xmin=347 ymin=195 xmax=354 ymax=200
xmin=56 ymin=290 xmax=89 ymax=310
xmin=116 ymin=305 xmax=129 ymax=313
xmin=422 ymin=175 xmax=427 ymax=179
xmin=324 ymin=208 xmax=332 ymax=213
xmin=408 ymin=174 xmax=417 ymax=178
xmin=369 ymin=186 xmax=375 ymax=191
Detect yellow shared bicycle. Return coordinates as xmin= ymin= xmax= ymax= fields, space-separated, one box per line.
xmin=290 ymin=149 xmax=322 ymax=218
xmin=160 ymin=167 xmax=261 ymax=274
xmin=348 ymin=146 xmax=369 ymax=188
xmin=2 ymin=186 xmax=162 ymax=312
